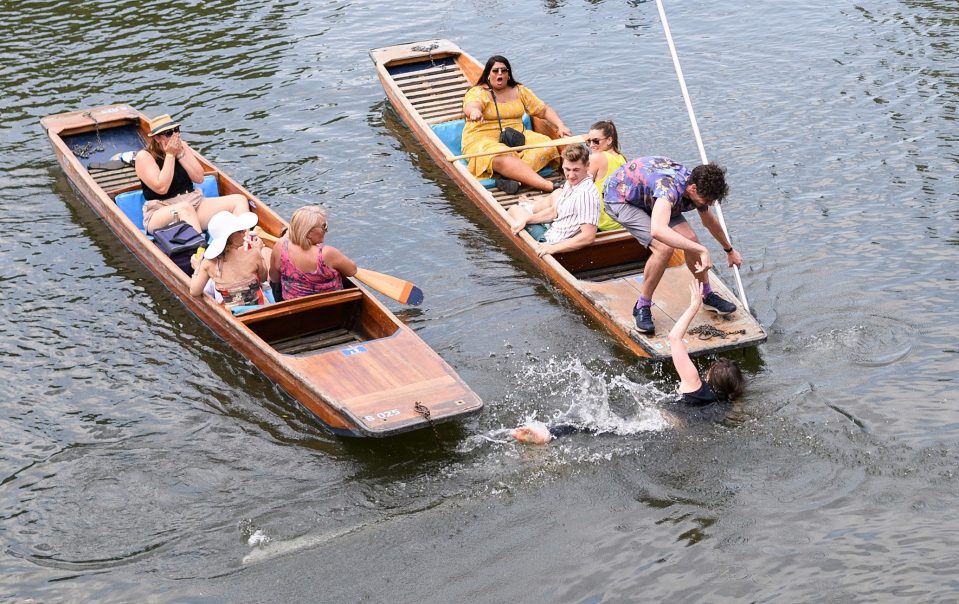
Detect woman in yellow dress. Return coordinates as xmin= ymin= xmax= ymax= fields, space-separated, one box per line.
xmin=586 ymin=120 xmax=627 ymax=231
xmin=461 ymin=55 xmax=571 ymax=193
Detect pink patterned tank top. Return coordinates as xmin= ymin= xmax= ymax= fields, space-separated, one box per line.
xmin=279 ymin=239 xmax=343 ymax=300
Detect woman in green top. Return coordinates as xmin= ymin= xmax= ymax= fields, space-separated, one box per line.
xmin=586 ymin=120 xmax=627 ymax=231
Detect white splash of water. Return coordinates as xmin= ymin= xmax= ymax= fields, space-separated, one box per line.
xmin=242 ymin=526 xmax=362 ymax=565
xmin=516 ymin=355 xmax=674 ymax=435
xmin=247 ymin=529 xmax=270 ymax=547
xmin=457 ymin=356 xmax=675 ymax=454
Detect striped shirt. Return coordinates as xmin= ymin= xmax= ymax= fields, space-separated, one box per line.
xmin=545 ymin=176 xmax=600 ymax=244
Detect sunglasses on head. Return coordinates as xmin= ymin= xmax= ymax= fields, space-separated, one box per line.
xmin=490 ymin=67 xmax=509 ymax=74
xmin=158 ymin=127 xmax=180 ymax=137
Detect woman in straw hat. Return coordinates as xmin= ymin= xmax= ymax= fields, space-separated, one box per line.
xmin=189 ymin=211 xmax=270 ymax=309
xmin=135 ymin=114 xmax=249 ymax=234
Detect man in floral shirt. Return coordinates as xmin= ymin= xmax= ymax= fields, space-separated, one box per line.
xmin=603 ymin=156 xmax=742 ymax=334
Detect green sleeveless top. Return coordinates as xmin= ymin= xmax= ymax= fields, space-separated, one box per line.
xmin=597 ymin=150 xmax=627 ymax=231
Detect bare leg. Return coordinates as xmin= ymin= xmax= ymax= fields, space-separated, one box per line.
xmin=492 ymin=155 xmax=554 ymax=192
xmin=506 ymin=204 xmax=532 ymax=235
xmin=671 ymin=222 xmax=708 ymax=284
xmin=196 ymin=194 xmax=249 ymax=230
xmin=146 ymin=200 xmax=202 ymax=234
xmin=642 ymin=222 xmax=706 ymax=299
xmin=640 ymin=238 xmax=674 ymax=300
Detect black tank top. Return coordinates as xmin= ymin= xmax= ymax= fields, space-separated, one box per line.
xmin=680 ymin=381 xmax=721 ymax=407
xmin=141 ymin=155 xmax=194 ymax=201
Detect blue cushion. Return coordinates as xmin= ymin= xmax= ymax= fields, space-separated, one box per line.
xmin=197 ymin=174 xmax=219 ymax=197
xmin=115 ymin=190 xmax=146 ymax=231
xmin=113 ymin=175 xmax=220 ymax=232
xmin=431 ymin=119 xmax=466 ymax=158
xmin=525 ymin=223 xmax=549 ymax=242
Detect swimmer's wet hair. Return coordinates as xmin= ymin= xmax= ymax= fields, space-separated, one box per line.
xmin=707 ymin=358 xmax=744 ymax=400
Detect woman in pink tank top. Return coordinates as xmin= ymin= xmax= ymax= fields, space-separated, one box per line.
xmin=268 ymin=206 xmax=357 ymax=301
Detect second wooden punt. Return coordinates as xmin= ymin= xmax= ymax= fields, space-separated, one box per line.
xmin=370 ymin=39 xmax=766 ymax=360
xmin=41 ymin=104 xmax=483 ymax=437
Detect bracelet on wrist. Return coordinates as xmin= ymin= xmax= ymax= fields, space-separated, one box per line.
xmin=723 ymin=246 xmax=734 ymax=253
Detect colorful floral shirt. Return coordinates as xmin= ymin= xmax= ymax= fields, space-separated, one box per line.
xmin=604 ymin=156 xmax=697 ymax=217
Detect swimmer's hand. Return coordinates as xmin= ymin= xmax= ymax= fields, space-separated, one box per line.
xmin=687 ymin=280 xmax=704 ymax=309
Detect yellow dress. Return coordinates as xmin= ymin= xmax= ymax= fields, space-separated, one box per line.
xmin=597 ymin=150 xmax=627 ymax=231
xmin=461 ymin=85 xmax=558 ymax=179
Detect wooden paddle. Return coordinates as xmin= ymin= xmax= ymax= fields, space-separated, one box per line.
xmin=354 ymin=268 xmax=424 ymax=306
xmin=445 ymin=134 xmax=586 ymax=162
xmin=253 ymin=228 xmax=424 ymax=306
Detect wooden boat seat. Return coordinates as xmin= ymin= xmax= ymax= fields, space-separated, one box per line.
xmin=238 ymin=287 xmax=387 ymax=355
xmin=388 ymin=57 xmax=472 ymax=124
xmin=237 ymin=288 xmax=364 ymax=325
xmin=69 ymin=122 xmax=144 ymax=193
xmin=114 ymin=174 xmax=220 ymax=232
xmin=429 ymin=116 xmax=553 ymax=188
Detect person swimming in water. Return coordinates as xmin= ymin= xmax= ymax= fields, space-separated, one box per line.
xmin=511 ymin=276 xmax=746 ymax=445
xmin=511 ymin=421 xmax=581 ymax=445
xmin=669 ymin=278 xmax=745 ymax=407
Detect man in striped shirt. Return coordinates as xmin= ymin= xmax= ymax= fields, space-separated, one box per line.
xmin=506 ymin=144 xmax=600 ymax=257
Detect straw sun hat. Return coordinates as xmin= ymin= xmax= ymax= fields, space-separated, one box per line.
xmin=147 ymin=114 xmax=181 ymax=137
xmin=204 ymin=211 xmax=259 ymax=259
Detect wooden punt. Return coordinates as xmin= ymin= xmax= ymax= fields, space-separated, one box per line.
xmin=370 ymin=40 xmax=766 ymax=360
xmin=41 ymin=104 xmax=482 ymax=437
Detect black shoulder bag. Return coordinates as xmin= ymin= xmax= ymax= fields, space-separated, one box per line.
xmin=489 ymin=88 xmax=526 ymax=148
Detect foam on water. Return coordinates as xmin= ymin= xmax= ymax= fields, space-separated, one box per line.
xmin=459 ymin=355 xmax=675 ymax=454
xmin=513 ymin=355 xmax=674 ymax=433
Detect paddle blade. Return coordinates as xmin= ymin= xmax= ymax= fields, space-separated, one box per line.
xmin=354 ymin=268 xmax=424 ymax=306
xmin=253 ymin=226 xmax=279 ymax=247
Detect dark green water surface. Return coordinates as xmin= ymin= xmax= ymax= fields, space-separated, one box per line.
xmin=1 ymin=0 xmax=957 ymax=601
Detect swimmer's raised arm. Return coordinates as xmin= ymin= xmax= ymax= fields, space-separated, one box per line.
xmin=668 ymin=280 xmax=705 ymax=394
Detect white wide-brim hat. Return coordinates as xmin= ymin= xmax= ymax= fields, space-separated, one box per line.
xmin=204 ymin=211 xmax=259 ymax=259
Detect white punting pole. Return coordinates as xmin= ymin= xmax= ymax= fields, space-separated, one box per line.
xmin=655 ymin=0 xmax=750 ymax=312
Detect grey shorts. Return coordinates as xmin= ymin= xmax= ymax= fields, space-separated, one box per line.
xmin=604 ymin=201 xmax=687 ymax=247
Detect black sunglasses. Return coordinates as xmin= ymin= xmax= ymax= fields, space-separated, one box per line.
xmin=586 ymin=137 xmax=605 ymax=145
xmin=158 ymin=127 xmax=181 ymax=137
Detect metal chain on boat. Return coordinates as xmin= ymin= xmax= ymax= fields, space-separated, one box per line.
xmin=71 ymin=111 xmax=105 ymax=158
xmin=688 ymin=324 xmax=747 ymax=340
xmin=411 ymin=42 xmax=442 ymax=69
xmin=414 ymin=401 xmax=443 ymax=444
